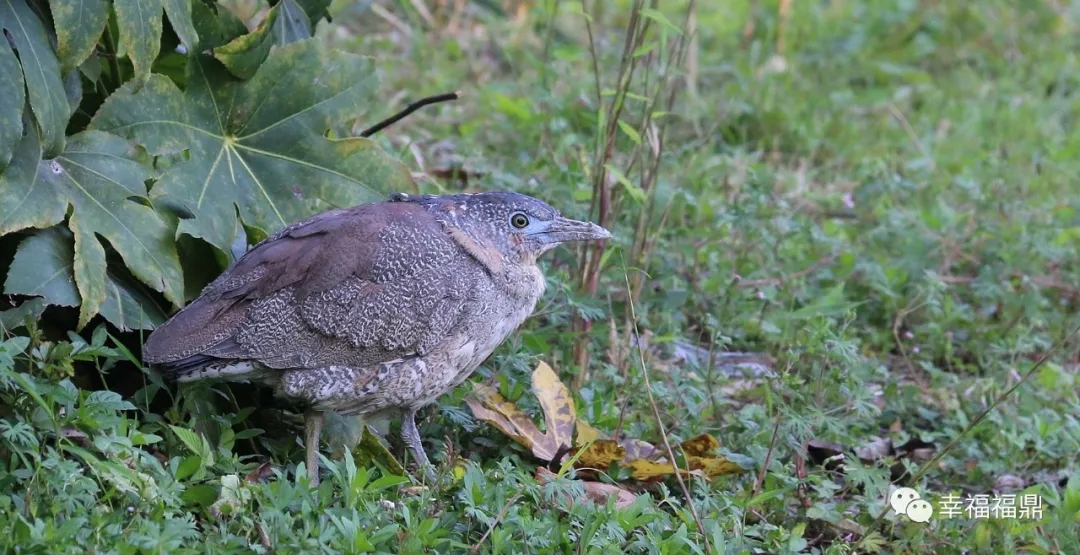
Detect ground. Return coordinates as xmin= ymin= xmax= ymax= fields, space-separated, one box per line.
xmin=1 ymin=0 xmax=1079 ymax=553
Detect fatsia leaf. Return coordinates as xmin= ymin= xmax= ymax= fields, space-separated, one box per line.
xmin=0 ymin=0 xmax=70 ymax=157
xmin=0 ymin=126 xmax=184 ymax=329
xmin=113 ymin=0 xmax=199 ymax=86
xmin=211 ymin=5 xmax=278 ymax=79
xmin=91 ymin=39 xmax=415 ymax=253
xmin=271 ymin=0 xmax=313 ymax=46
xmin=0 ymin=36 xmax=25 ymax=171
xmin=48 ymin=0 xmax=110 ymax=73
xmin=190 ymin=0 xmax=247 ymax=52
xmin=162 ymin=0 xmax=198 ymax=51
xmin=5 ymin=227 xmax=81 ymax=308
xmin=287 ymin=0 xmax=331 ymax=22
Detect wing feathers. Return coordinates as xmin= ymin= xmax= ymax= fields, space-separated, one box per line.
xmin=143 ymin=201 xmax=480 ymax=374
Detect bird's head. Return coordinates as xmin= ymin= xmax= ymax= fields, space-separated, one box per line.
xmin=392 ymin=191 xmax=611 ymax=265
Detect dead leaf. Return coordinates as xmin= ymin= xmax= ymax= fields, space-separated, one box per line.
xmin=678 ymin=434 xmax=720 ymax=457
xmin=686 ymin=455 xmax=746 ymax=477
xmin=467 ymin=361 xmax=749 ymax=482
xmin=532 ymin=361 xmax=575 ymax=456
xmin=575 ymin=420 xmax=603 ymax=446
xmin=572 ymin=439 xmax=626 ymax=469
xmin=465 ymin=363 xmax=574 ymax=462
xmin=536 ymin=467 xmax=636 ymax=510
xmin=244 ymin=462 xmax=274 ymax=483
xmin=621 ymin=438 xmax=659 ymax=462
xmin=627 ymin=459 xmax=707 ymax=481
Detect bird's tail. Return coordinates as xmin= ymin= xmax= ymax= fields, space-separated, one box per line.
xmin=152 ymin=355 xmax=259 ymax=383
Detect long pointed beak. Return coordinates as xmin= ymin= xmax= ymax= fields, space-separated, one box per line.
xmin=529 ymin=217 xmax=612 ymax=244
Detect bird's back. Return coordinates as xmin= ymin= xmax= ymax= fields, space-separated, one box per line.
xmin=142 ymin=200 xmax=493 ymax=385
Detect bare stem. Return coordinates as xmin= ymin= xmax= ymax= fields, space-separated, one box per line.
xmin=359 ymin=91 xmax=461 ymax=138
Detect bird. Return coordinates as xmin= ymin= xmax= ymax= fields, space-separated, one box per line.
xmin=142 ymin=191 xmax=611 ymax=484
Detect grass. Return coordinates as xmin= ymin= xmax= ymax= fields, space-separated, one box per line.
xmin=3 ymin=0 xmax=1080 ymax=553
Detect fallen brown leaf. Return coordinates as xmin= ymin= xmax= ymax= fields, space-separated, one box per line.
xmin=536 ymin=467 xmax=636 ymax=510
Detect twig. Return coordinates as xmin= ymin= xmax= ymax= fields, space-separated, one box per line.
xmin=470 ymin=493 xmax=522 ymax=555
xmin=359 ymin=91 xmax=461 ymax=138
xmin=852 ymin=320 xmax=1080 ymax=551
xmin=886 ymin=103 xmax=931 ymax=162
xmin=622 ymin=261 xmax=711 ymax=554
xmin=752 ymin=419 xmax=781 ymax=496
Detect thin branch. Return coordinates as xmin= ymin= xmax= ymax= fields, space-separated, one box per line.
xmin=359 ymin=91 xmax=461 ymax=138
xmin=470 ymin=493 xmax=522 ymax=555
xmin=622 ymin=258 xmax=711 ymax=553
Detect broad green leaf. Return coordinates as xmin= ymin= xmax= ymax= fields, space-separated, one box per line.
xmin=0 ymin=117 xmax=67 ymax=234
xmin=0 ymin=0 xmax=70 ymax=157
xmin=0 ymin=37 xmax=24 ymax=170
xmin=5 ymin=227 xmax=81 ymax=308
xmin=97 ymin=266 xmax=168 ymax=330
xmin=190 ymin=0 xmax=248 ymax=52
xmin=113 ymin=0 xmax=164 ymax=85
xmin=287 ymin=0 xmax=331 ymax=22
xmin=211 ymin=6 xmax=278 ymax=79
xmin=91 ymin=39 xmax=416 ymax=253
xmin=271 ymin=0 xmax=313 ymax=45
xmin=0 ymin=298 xmax=47 ymax=333
xmin=0 ymin=126 xmax=184 ymax=329
xmin=48 ymin=0 xmax=109 ymax=73
xmin=3 ymin=228 xmax=166 ymax=331
xmin=163 ymin=0 xmax=198 ymax=51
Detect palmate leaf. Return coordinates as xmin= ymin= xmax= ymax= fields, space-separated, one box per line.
xmin=0 ymin=0 xmax=70 ymax=159
xmin=0 ymin=34 xmax=25 ymax=171
xmin=211 ymin=3 xmax=278 ymax=79
xmin=113 ymin=0 xmax=198 ymax=85
xmin=0 ymin=125 xmax=183 ymax=330
xmin=47 ymin=0 xmax=110 ymax=73
xmin=90 ymin=38 xmax=416 ymax=253
xmin=269 ymin=0 xmax=323 ymax=45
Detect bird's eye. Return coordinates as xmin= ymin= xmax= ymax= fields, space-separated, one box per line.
xmin=510 ymin=213 xmax=529 ymax=229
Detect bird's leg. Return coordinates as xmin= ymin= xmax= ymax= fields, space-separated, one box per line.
xmin=401 ymin=409 xmax=436 ymax=482
xmin=304 ymin=409 xmax=324 ymax=487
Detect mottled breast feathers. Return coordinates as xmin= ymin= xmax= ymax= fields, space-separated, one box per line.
xmin=142 ymin=202 xmax=484 ymax=376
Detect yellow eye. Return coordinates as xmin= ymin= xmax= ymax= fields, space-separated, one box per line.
xmin=511 ymin=213 xmax=529 ymax=229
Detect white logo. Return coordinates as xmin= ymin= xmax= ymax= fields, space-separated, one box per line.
xmin=889 ymin=487 xmax=932 ymax=523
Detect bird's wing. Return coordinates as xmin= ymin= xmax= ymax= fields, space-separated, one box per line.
xmin=143 ymin=201 xmax=485 ymax=373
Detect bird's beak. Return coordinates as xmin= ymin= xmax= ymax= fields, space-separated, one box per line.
xmin=529 ymin=217 xmax=612 ymax=244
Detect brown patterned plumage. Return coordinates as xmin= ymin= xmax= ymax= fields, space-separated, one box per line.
xmin=142 ymin=191 xmax=611 ymax=484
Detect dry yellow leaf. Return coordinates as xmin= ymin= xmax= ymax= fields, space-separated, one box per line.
xmin=466 ymin=360 xmax=750 ymax=482
xmin=627 ymin=459 xmax=706 ymax=481
xmin=572 ymin=439 xmax=625 ymax=469
xmin=575 ymin=420 xmax=603 ymax=446
xmin=532 ymin=361 xmax=575 ymax=455
xmin=465 ymin=363 xmax=576 ymax=462
xmin=678 ymin=434 xmax=720 ymax=457
xmin=687 ymin=455 xmax=745 ymax=477
xmin=464 ymin=383 xmax=539 ymax=452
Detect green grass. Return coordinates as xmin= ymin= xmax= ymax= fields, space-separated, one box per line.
xmin=3 ymin=0 xmax=1080 ymax=553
